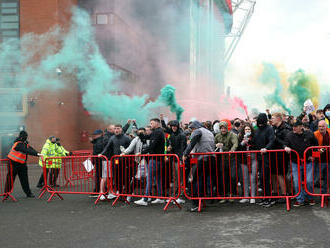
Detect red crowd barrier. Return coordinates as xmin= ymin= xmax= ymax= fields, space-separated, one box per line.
xmin=183 ymin=150 xmax=301 ymax=211
xmin=0 ymin=159 xmax=16 ymax=202
xmin=109 ymin=154 xmax=182 ymax=211
xmin=39 ymin=155 xmax=108 ymax=203
xmin=304 ymin=146 xmax=330 ymax=208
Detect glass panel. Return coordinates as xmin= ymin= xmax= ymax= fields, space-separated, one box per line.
xmin=0 ymin=22 xmax=19 ymax=29
xmin=0 ymin=15 xmax=19 ymax=22
xmin=1 ymin=30 xmax=17 ymax=36
xmin=96 ymin=14 xmax=108 ymax=25
xmin=1 ymin=8 xmax=17 ymax=14
xmin=1 ymin=3 xmax=17 ymax=8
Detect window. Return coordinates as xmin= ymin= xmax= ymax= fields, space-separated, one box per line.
xmin=0 ymin=0 xmax=20 ymax=41
xmin=96 ymin=14 xmax=108 ymax=25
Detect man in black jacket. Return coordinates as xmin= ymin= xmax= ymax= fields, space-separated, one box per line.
xmin=90 ymin=129 xmax=104 ymax=194
xmin=271 ymin=112 xmax=292 ymax=197
xmin=5 ymin=131 xmax=40 ymax=198
xmin=100 ymin=124 xmax=131 ymax=196
xmin=135 ymin=118 xmax=165 ymax=206
xmin=284 ymin=119 xmax=318 ymax=207
xmin=161 ymin=118 xmax=186 ymax=204
xmin=253 ymin=113 xmax=275 ymax=207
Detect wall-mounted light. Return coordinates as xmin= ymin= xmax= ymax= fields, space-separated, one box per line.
xmin=56 ymin=67 xmax=62 ymax=76
xmin=58 ymin=101 xmax=64 ymax=106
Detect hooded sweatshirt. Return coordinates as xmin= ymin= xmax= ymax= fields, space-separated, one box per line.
xmin=253 ymin=113 xmax=275 ymax=150
xmin=183 ymin=121 xmax=215 ymax=156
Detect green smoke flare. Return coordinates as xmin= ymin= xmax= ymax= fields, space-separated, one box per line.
xmin=158 ymin=85 xmax=184 ymax=121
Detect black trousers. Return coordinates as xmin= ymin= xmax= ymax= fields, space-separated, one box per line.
xmin=37 ymin=168 xmax=49 ymax=187
xmin=5 ymin=162 xmax=32 ymax=196
xmin=93 ymin=158 xmax=102 ymax=193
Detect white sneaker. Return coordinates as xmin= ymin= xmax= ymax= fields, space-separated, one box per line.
xmin=176 ymin=198 xmax=185 ymax=204
xmin=100 ymin=195 xmax=106 ymax=201
xmin=239 ymin=199 xmax=249 ymax=204
xmin=250 ymin=199 xmax=256 ymax=204
xmin=151 ymin=199 xmax=165 ymax=204
xmin=147 ymin=198 xmax=152 ymax=202
xmin=134 ymin=198 xmax=148 ymax=206
xmin=107 ymin=193 xmax=116 ymax=200
xmin=127 ymin=196 xmax=132 ymax=202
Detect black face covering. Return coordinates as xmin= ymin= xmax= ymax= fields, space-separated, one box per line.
xmin=138 ymin=133 xmax=145 ymax=139
xmin=234 ymin=122 xmax=241 ymax=128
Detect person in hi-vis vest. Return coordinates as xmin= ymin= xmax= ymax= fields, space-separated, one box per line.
xmin=6 ymin=131 xmax=41 ymax=197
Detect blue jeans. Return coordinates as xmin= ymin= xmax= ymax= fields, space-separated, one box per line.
xmin=144 ymin=159 xmax=162 ymax=200
xmin=292 ymin=162 xmax=313 ymax=203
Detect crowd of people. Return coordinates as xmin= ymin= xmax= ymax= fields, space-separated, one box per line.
xmin=4 ymin=103 xmax=330 ymax=212
xmin=88 ymin=104 xmax=330 ymax=212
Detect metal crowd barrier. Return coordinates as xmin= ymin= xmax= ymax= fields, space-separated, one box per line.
xmin=38 ymin=155 xmax=108 ymax=203
xmin=183 ymin=150 xmax=301 ymax=211
xmin=109 ymin=154 xmax=182 ymax=211
xmin=304 ymin=146 xmax=330 ymax=208
xmin=0 ymin=159 xmax=16 ymax=202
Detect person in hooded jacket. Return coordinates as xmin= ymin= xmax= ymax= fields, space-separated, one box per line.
xmin=253 ymin=113 xmax=275 ymax=207
xmin=161 ymin=119 xmax=187 ymax=204
xmin=214 ymin=121 xmax=239 ymax=200
xmin=6 ymin=131 xmax=40 ymax=197
xmin=182 ymin=121 xmax=215 ymax=212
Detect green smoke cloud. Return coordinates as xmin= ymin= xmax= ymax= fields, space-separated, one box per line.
xmin=0 ymin=7 xmax=184 ymax=126
xmin=259 ymin=63 xmax=291 ymax=114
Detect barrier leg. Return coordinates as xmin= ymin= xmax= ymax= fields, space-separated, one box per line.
xmin=286 ymin=197 xmax=291 ymax=211
xmin=94 ymin=193 xmax=110 ymax=205
xmin=198 ymin=199 xmax=202 ymax=212
xmin=2 ymin=193 xmax=17 ymax=202
xmin=112 ymin=195 xmax=130 ymax=207
xmin=112 ymin=196 xmax=120 ymax=206
xmin=47 ymin=192 xmax=63 ymax=202
xmin=38 ymin=185 xmax=47 ymax=199
xmin=321 ymin=195 xmax=325 ymax=208
xmin=163 ymin=198 xmax=182 ymax=211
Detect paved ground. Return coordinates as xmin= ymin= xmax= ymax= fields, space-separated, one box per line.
xmin=1 ymin=165 xmax=330 ymax=248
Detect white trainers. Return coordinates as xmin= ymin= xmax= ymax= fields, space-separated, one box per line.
xmin=100 ymin=195 xmax=106 ymax=201
xmin=250 ymin=199 xmax=256 ymax=204
xmin=151 ymin=199 xmax=165 ymax=204
xmin=147 ymin=198 xmax=152 ymax=202
xmin=107 ymin=193 xmax=116 ymax=200
xmin=176 ymin=198 xmax=185 ymax=204
xmin=134 ymin=198 xmax=148 ymax=206
xmin=239 ymin=199 xmax=249 ymax=204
